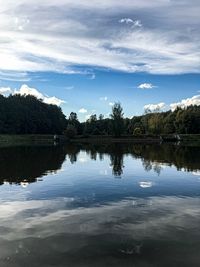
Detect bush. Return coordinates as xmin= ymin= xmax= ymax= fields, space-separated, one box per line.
xmin=133 ymin=127 xmax=142 ymax=136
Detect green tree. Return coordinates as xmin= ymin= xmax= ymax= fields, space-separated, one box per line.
xmin=69 ymin=112 xmax=77 ymax=122
xmin=133 ymin=127 xmax=142 ymax=136
xmin=0 ymin=94 xmax=66 ymax=134
xmin=68 ymin=112 xmax=82 ymax=134
xmin=110 ymin=102 xmax=124 ymax=137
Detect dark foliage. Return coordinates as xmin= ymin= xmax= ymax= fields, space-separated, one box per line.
xmin=78 ymin=105 xmax=200 ymax=136
xmin=0 ymin=94 xmax=66 ymax=134
xmin=64 ymin=124 xmax=77 ymax=138
xmin=0 ymin=145 xmax=66 ymax=185
xmin=0 ymin=96 xmax=199 ymax=136
xmin=0 ymin=143 xmax=199 ymax=184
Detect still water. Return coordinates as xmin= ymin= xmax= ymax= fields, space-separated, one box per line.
xmin=0 ymin=143 xmax=200 ymax=267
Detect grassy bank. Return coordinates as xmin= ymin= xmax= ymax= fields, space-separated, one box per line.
xmin=0 ymin=134 xmax=200 ymax=146
xmin=71 ymin=135 xmax=160 ymax=143
xmin=71 ymin=134 xmax=200 ymax=144
xmin=0 ymin=135 xmax=60 ymax=146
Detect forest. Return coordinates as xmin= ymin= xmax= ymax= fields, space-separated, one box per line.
xmin=0 ymin=94 xmax=66 ymax=134
xmin=66 ymin=103 xmax=200 ymax=137
xmin=0 ymin=95 xmax=199 ymax=136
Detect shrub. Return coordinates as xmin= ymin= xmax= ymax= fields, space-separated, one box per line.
xmin=133 ymin=127 xmax=142 ymax=136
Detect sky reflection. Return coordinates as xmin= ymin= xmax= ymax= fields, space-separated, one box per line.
xmin=0 ymin=143 xmax=200 ymax=266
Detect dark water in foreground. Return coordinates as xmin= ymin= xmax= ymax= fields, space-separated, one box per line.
xmin=0 ymin=143 xmax=200 ymax=267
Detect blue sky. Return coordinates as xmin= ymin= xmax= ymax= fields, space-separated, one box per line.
xmin=0 ymin=0 xmax=200 ymax=121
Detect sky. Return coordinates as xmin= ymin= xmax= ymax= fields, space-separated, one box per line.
xmin=0 ymin=0 xmax=200 ymax=121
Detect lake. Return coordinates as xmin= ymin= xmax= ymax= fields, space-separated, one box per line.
xmin=0 ymin=143 xmax=200 ymax=267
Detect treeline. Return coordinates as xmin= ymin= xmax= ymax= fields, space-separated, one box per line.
xmin=0 ymin=95 xmax=199 ymax=135
xmin=66 ymin=103 xmax=200 ymax=137
xmin=0 ymin=94 xmax=66 ymax=134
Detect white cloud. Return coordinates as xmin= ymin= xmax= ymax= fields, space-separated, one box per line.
xmin=100 ymin=96 xmax=108 ymax=101
xmin=144 ymin=102 xmax=166 ymax=112
xmin=85 ymin=114 xmax=92 ymax=120
xmin=170 ymin=95 xmax=200 ymax=111
xmin=13 ymin=84 xmax=65 ymax=106
xmin=109 ymin=102 xmax=114 ymax=106
xmin=14 ymin=17 xmax=30 ymax=31
xmin=133 ymin=20 xmax=142 ymax=27
xmin=79 ymin=108 xmax=88 ymax=114
xmin=14 ymin=84 xmax=43 ymax=99
xmin=43 ymin=96 xmax=65 ymax=106
xmin=0 ymin=87 xmax=12 ymax=95
xmin=138 ymin=83 xmax=155 ymax=89
xmin=0 ymin=71 xmax=31 ymax=82
xmin=119 ymin=18 xmax=142 ymax=27
xmin=0 ymin=0 xmax=199 ymax=76
xmin=144 ymin=95 xmax=200 ymax=113
xmin=119 ymin=18 xmax=134 ymax=24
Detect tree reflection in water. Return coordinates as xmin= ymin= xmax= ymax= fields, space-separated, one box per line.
xmin=0 ymin=145 xmax=66 ymax=185
xmin=0 ymin=142 xmax=199 ymax=185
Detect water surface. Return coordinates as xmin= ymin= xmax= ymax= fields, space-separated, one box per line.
xmin=0 ymin=143 xmax=200 ymax=267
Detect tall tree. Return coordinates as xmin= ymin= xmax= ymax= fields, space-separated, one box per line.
xmin=69 ymin=112 xmax=77 ymax=122
xmin=68 ymin=112 xmax=82 ymax=134
xmin=110 ymin=102 xmax=124 ymax=137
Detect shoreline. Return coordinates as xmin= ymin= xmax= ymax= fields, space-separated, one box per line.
xmin=0 ymin=134 xmax=200 ymax=146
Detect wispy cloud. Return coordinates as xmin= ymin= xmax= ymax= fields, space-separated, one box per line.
xmin=100 ymin=96 xmax=108 ymax=101
xmin=119 ymin=18 xmax=142 ymax=27
xmin=65 ymin=86 xmax=74 ymax=91
xmin=89 ymin=73 xmax=96 ymax=80
xmin=14 ymin=17 xmax=30 ymax=31
xmin=138 ymin=83 xmax=156 ymax=89
xmin=0 ymin=0 xmax=199 ymax=76
xmin=132 ymin=20 xmax=142 ymax=27
xmin=0 ymin=71 xmax=31 ymax=82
